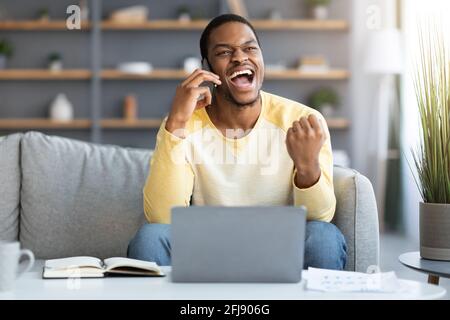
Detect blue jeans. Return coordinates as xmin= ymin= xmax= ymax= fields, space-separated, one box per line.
xmin=127 ymin=221 xmax=347 ymax=270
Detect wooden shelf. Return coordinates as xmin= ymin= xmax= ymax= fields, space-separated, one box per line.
xmin=0 ymin=20 xmax=90 ymax=30
xmin=100 ymin=119 xmax=163 ymax=129
xmin=0 ymin=70 xmax=92 ymax=80
xmin=101 ymin=69 xmax=187 ymax=80
xmin=101 ymin=69 xmax=349 ymax=80
xmin=101 ymin=20 xmax=208 ymax=30
xmin=251 ymin=19 xmax=349 ymax=30
xmin=325 ymin=118 xmax=350 ymax=129
xmin=0 ymin=19 xmax=348 ymax=31
xmin=0 ymin=119 xmax=91 ymax=129
xmin=265 ymin=69 xmax=349 ymax=80
xmin=101 ymin=19 xmax=348 ymax=31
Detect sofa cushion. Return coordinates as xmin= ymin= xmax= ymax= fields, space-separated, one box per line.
xmin=0 ymin=133 xmax=22 ymax=241
xmin=20 ymin=132 xmax=151 ymax=259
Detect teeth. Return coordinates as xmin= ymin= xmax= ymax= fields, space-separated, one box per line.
xmin=230 ymin=69 xmax=253 ymax=79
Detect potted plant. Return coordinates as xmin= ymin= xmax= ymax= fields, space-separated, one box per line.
xmin=37 ymin=8 xmax=50 ymax=21
xmin=411 ymin=27 xmax=450 ymax=260
xmin=305 ymin=0 xmax=331 ymax=20
xmin=0 ymin=39 xmax=13 ymax=69
xmin=48 ymin=52 xmax=63 ymax=71
xmin=177 ymin=5 xmax=191 ymax=22
xmin=308 ymin=87 xmax=339 ymax=117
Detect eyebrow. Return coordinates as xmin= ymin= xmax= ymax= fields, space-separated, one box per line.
xmin=212 ymin=39 xmax=258 ymax=50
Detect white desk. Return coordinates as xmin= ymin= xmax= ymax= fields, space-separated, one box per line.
xmin=0 ymin=261 xmax=446 ymax=300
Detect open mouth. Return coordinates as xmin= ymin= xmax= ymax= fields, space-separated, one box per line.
xmin=228 ymin=69 xmax=255 ymax=90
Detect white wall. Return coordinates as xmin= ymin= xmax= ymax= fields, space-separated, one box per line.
xmin=350 ymin=0 xmax=397 ymax=229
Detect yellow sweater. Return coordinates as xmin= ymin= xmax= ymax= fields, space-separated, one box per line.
xmin=143 ymin=90 xmax=336 ymax=223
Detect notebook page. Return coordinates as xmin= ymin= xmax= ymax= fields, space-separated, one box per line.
xmin=45 ymin=256 xmax=103 ymax=270
xmin=103 ymin=257 xmax=160 ymax=272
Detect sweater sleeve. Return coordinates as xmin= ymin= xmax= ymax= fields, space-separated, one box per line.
xmin=143 ymin=120 xmax=194 ymax=224
xmin=292 ymin=115 xmax=336 ymax=222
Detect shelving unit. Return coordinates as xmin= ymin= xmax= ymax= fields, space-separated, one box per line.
xmin=0 ymin=20 xmax=90 ymax=30
xmin=0 ymin=70 xmax=92 ymax=80
xmin=101 ymin=69 xmax=188 ymax=80
xmin=0 ymin=119 xmax=91 ymax=129
xmin=264 ymin=69 xmax=349 ymax=80
xmin=0 ymin=19 xmax=348 ymax=31
xmin=100 ymin=118 xmax=162 ymax=129
xmin=101 ymin=19 xmax=348 ymax=31
xmin=101 ymin=20 xmax=208 ymax=30
xmin=0 ymin=0 xmax=352 ymax=152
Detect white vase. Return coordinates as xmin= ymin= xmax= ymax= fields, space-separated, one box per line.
xmin=0 ymin=55 xmax=6 ymax=69
xmin=50 ymin=94 xmax=74 ymax=121
xmin=312 ymin=6 xmax=329 ymax=20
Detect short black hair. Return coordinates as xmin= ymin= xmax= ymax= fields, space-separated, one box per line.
xmin=199 ymin=14 xmax=260 ymax=64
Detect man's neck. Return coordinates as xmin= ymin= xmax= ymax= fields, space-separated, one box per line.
xmin=206 ymin=92 xmax=262 ymax=137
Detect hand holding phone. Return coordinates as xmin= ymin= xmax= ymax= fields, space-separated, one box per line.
xmin=166 ymin=68 xmax=221 ymax=137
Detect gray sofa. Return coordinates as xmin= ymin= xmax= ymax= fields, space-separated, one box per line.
xmin=0 ymin=132 xmax=379 ymax=272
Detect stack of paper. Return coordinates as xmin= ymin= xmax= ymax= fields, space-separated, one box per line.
xmin=306 ymin=268 xmax=402 ymax=293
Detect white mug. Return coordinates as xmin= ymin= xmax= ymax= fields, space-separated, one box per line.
xmin=0 ymin=241 xmax=35 ymax=292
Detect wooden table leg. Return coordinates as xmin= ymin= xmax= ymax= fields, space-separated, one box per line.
xmin=428 ymin=275 xmax=440 ymax=285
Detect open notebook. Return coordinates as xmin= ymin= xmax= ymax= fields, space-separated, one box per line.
xmin=43 ymin=256 xmax=165 ymax=278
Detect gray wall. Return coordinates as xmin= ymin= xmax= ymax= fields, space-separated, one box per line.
xmin=0 ymin=0 xmax=351 ymax=154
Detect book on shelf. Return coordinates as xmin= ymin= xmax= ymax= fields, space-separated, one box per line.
xmin=298 ymin=55 xmax=330 ymax=73
xmin=42 ymin=256 xmax=165 ymax=279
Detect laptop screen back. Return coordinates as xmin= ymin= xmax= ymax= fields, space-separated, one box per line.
xmin=171 ymin=206 xmax=306 ymax=283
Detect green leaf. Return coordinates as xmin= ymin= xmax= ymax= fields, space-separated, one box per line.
xmin=411 ymin=22 xmax=450 ymax=203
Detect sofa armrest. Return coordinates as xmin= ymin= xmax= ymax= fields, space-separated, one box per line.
xmin=0 ymin=133 xmax=22 ymax=241
xmin=332 ymin=166 xmax=380 ymax=272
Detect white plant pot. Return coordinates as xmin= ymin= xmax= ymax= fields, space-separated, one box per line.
xmin=312 ymin=6 xmax=329 ymax=20
xmin=0 ymin=55 xmax=7 ymax=69
xmin=319 ymin=103 xmax=335 ymax=118
xmin=49 ymin=60 xmax=63 ymax=72
xmin=178 ymin=13 xmax=191 ymax=22
xmin=420 ymin=202 xmax=450 ymax=261
xmin=50 ymin=93 xmax=74 ymax=121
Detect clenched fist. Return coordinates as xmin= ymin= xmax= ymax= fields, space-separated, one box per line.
xmin=286 ymin=114 xmax=326 ymax=188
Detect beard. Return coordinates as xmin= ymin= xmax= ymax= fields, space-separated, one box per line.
xmin=217 ymin=86 xmax=261 ymax=109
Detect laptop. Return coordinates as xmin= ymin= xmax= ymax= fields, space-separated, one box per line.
xmin=171 ymin=206 xmax=306 ymax=283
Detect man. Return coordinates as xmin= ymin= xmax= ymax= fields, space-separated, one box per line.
xmin=128 ymin=14 xmax=347 ymax=270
